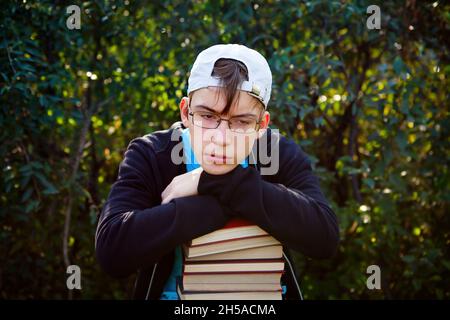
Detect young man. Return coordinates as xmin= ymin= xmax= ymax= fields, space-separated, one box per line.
xmin=95 ymin=44 xmax=339 ymax=300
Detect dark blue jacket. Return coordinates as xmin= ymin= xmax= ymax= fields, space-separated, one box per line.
xmin=95 ymin=122 xmax=339 ymax=299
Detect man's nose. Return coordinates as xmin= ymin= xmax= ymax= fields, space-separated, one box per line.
xmin=211 ymin=119 xmax=231 ymax=146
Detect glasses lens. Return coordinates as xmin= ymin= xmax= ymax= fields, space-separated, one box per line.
xmin=229 ymin=118 xmax=257 ymax=133
xmin=193 ymin=112 xmax=220 ymax=129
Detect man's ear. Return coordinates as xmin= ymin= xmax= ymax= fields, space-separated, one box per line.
xmin=257 ymin=111 xmax=270 ymax=139
xmin=179 ymin=96 xmax=190 ymax=128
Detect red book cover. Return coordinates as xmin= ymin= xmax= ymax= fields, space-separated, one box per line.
xmin=221 ymin=218 xmax=254 ymax=229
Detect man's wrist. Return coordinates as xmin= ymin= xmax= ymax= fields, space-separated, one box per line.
xmin=198 ymin=165 xmax=246 ymax=203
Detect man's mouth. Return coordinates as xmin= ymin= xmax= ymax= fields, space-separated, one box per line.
xmin=204 ymin=153 xmax=232 ymax=164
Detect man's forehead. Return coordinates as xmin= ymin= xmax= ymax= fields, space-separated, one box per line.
xmin=190 ymin=87 xmax=261 ymax=115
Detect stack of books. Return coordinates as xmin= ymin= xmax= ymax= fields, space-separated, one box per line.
xmin=177 ymin=218 xmax=285 ymax=300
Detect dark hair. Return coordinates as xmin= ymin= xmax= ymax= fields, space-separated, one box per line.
xmin=190 ymin=58 xmax=262 ymax=115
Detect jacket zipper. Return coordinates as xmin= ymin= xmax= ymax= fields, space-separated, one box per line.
xmin=282 ymin=251 xmax=303 ymax=300
xmin=145 ymin=263 xmax=158 ymax=300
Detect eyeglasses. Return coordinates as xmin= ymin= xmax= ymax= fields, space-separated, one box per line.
xmin=188 ymin=108 xmax=262 ymax=133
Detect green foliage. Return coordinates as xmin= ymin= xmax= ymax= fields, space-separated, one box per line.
xmin=1 ymin=0 xmax=449 ymax=299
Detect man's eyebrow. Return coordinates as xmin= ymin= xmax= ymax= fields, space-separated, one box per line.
xmin=191 ymin=105 xmax=217 ymax=113
xmin=191 ymin=104 xmax=258 ymax=118
xmin=231 ymin=113 xmax=258 ymax=118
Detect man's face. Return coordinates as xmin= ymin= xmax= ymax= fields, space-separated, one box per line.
xmin=180 ymin=87 xmax=270 ymax=175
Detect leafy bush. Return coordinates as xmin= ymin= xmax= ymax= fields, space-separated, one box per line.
xmin=1 ymin=0 xmax=448 ymax=299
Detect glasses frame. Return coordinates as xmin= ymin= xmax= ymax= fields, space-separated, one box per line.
xmin=187 ymin=107 xmax=263 ymax=133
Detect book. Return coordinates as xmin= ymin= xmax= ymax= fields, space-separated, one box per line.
xmin=182 ymin=282 xmax=282 ymax=292
xmin=177 ymin=282 xmax=282 ymax=300
xmin=189 ymin=218 xmax=268 ymax=246
xmin=183 ymin=258 xmax=285 ymax=273
xmin=183 ymin=271 xmax=284 ymax=284
xmin=179 ymin=218 xmax=285 ymax=300
xmin=184 ymin=245 xmax=283 ymax=262
xmin=183 ymin=235 xmax=280 ymax=258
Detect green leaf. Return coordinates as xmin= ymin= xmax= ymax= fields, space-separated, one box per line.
xmin=24 ymin=200 xmax=39 ymax=213
xmin=393 ymin=56 xmax=404 ymax=74
xmin=20 ymin=173 xmax=31 ymax=188
xmin=39 ymin=96 xmax=47 ymax=107
xmin=34 ymin=172 xmax=58 ymax=194
xmin=364 ymin=178 xmax=375 ymax=189
xmin=395 ymin=131 xmax=407 ymax=151
xmin=21 ymin=187 xmax=33 ymax=203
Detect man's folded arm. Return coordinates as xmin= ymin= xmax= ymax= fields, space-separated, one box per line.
xmin=198 ymin=139 xmax=339 ymax=259
xmin=95 ymin=140 xmax=228 ymax=278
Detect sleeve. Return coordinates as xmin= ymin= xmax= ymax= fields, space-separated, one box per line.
xmin=95 ymin=138 xmax=229 ymax=278
xmin=197 ymin=138 xmax=339 ymax=259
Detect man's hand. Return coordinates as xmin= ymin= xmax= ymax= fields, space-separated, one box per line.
xmin=161 ymin=167 xmax=204 ymax=204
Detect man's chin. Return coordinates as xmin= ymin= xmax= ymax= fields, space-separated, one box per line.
xmin=201 ymin=163 xmax=238 ymax=175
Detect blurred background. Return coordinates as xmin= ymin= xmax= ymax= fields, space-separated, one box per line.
xmin=1 ymin=0 xmax=449 ymax=299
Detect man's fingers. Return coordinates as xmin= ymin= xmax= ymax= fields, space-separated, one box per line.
xmin=162 ymin=181 xmax=178 ymax=204
xmin=161 ymin=192 xmax=173 ymax=205
xmin=161 ymin=190 xmax=169 ymax=204
xmin=161 ymin=184 xmax=171 ymax=203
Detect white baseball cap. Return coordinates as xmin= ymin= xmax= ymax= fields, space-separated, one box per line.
xmin=187 ymin=44 xmax=272 ymax=108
